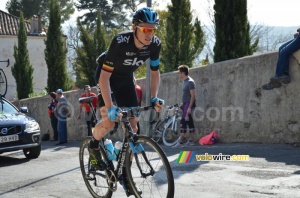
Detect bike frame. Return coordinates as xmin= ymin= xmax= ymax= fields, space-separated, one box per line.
xmin=115 ymin=108 xmax=155 ymax=178
xmin=83 ymin=101 xmax=155 ymax=182
xmin=160 ymin=105 xmax=180 ymax=133
xmin=80 ymin=104 xmax=175 ymax=198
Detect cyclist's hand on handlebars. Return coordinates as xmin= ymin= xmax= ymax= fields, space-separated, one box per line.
xmin=151 ymin=97 xmax=164 ymax=112
xmin=107 ymin=106 xmax=121 ymax=121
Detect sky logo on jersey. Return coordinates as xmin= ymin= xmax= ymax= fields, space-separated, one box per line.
xmin=123 ymin=58 xmax=144 ymax=66
xmin=117 ymin=35 xmax=130 ymax=43
xmin=152 ymin=36 xmax=161 ymax=46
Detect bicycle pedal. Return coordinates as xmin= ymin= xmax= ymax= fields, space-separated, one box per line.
xmin=125 ymin=190 xmax=133 ymax=197
xmin=85 ymin=174 xmax=95 ymax=181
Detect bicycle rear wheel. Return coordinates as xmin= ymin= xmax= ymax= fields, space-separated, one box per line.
xmin=125 ymin=135 xmax=174 ymax=198
xmin=162 ymin=119 xmax=181 ymax=146
xmin=0 ymin=69 xmax=7 ymax=97
xmin=79 ymin=137 xmax=113 ymax=198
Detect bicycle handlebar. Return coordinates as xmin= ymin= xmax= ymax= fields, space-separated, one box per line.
xmin=119 ymin=105 xmax=153 ymax=117
xmin=168 ymin=104 xmax=178 ymax=109
xmin=109 ymin=105 xmax=154 ymax=135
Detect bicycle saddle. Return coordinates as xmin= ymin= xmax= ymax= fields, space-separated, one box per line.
xmin=79 ymin=96 xmax=96 ymax=103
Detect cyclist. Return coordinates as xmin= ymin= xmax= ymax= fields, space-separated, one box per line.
xmin=88 ymin=7 xmax=164 ymax=195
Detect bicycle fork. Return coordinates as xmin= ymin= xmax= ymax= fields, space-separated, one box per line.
xmin=129 ymin=142 xmax=155 ymax=178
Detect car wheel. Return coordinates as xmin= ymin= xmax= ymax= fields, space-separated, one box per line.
xmin=23 ymin=145 xmax=41 ymax=159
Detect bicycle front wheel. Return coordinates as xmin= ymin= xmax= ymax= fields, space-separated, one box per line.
xmin=79 ymin=137 xmax=113 ymax=198
xmin=162 ymin=119 xmax=181 ymax=146
xmin=125 ymin=135 xmax=175 ymax=198
xmin=0 ymin=69 xmax=7 ymax=97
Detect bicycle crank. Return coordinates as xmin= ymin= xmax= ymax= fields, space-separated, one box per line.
xmin=106 ymin=169 xmax=118 ymax=191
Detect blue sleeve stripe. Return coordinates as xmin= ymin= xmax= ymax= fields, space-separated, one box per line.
xmin=150 ymin=58 xmax=160 ymax=67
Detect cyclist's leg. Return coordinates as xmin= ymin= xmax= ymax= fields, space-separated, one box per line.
xmin=89 ymin=107 xmax=115 ymax=170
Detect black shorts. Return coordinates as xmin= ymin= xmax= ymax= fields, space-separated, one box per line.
xmin=110 ymin=75 xmax=138 ymax=107
xmin=98 ymin=92 xmax=116 ymax=107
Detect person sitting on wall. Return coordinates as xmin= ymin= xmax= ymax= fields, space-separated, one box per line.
xmin=262 ymin=28 xmax=300 ymax=90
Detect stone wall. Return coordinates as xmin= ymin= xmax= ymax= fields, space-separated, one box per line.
xmin=13 ymin=51 xmax=300 ymax=144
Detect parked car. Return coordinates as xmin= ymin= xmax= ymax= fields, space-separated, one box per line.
xmin=0 ymin=97 xmax=41 ymax=159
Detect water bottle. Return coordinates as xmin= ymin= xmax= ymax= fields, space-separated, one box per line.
xmin=114 ymin=141 xmax=123 ymax=159
xmin=104 ymin=139 xmax=115 ymax=161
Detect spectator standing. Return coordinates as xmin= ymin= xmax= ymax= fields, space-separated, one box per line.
xmin=78 ymin=85 xmax=98 ymax=136
xmin=55 ymin=89 xmax=69 ymax=145
xmin=262 ymin=28 xmax=300 ymax=90
xmin=48 ymin=92 xmax=58 ymax=141
xmin=173 ymin=65 xmax=196 ymax=148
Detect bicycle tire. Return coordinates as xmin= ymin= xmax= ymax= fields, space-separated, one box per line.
xmin=151 ymin=120 xmax=164 ymax=143
xmin=162 ymin=119 xmax=180 ymax=147
xmin=125 ymin=135 xmax=175 ymax=198
xmin=79 ymin=137 xmax=113 ymax=198
xmin=0 ymin=69 xmax=7 ymax=97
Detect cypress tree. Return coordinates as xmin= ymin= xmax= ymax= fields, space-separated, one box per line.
xmin=162 ymin=0 xmax=205 ymax=72
xmin=213 ymin=0 xmax=257 ymax=62
xmin=75 ymin=10 xmax=107 ymax=87
xmin=11 ymin=11 xmax=34 ymax=99
xmin=45 ymin=0 xmax=69 ymax=92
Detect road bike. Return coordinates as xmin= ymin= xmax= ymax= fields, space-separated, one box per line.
xmin=151 ymin=104 xmax=181 ymax=146
xmin=78 ymin=96 xmax=175 ymax=198
xmin=0 ymin=59 xmax=9 ymax=97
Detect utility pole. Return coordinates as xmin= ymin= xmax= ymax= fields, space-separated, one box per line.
xmin=145 ymin=0 xmax=152 ymax=137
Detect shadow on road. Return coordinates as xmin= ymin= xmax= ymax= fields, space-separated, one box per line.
xmin=0 ymin=155 xmax=30 ymax=167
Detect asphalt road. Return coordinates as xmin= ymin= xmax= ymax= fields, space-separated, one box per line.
xmin=0 ymin=140 xmax=300 ymax=198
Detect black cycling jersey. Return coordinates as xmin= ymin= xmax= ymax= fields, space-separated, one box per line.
xmin=94 ymin=51 xmax=107 ymax=85
xmin=97 ymin=31 xmax=161 ymax=107
xmin=102 ymin=31 xmax=161 ymax=78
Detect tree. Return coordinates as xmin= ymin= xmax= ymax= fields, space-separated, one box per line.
xmin=74 ymin=10 xmax=108 ymax=87
xmin=213 ymin=0 xmax=258 ymax=62
xmin=45 ymin=0 xmax=69 ymax=92
xmin=6 ymin=0 xmax=75 ymax=25
xmin=251 ymin=25 xmax=291 ymax=53
xmin=162 ymin=0 xmax=205 ymax=72
xmin=75 ymin=0 xmax=145 ymax=30
xmin=11 ymin=11 xmax=34 ymax=100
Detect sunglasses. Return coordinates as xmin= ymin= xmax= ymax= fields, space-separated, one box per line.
xmin=136 ymin=26 xmax=156 ymax=34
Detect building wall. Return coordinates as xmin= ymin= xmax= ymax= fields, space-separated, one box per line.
xmin=0 ymin=35 xmax=47 ymax=101
xmin=13 ymin=51 xmax=300 ymax=144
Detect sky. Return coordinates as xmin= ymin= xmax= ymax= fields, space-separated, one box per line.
xmin=0 ymin=0 xmax=299 ymax=27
